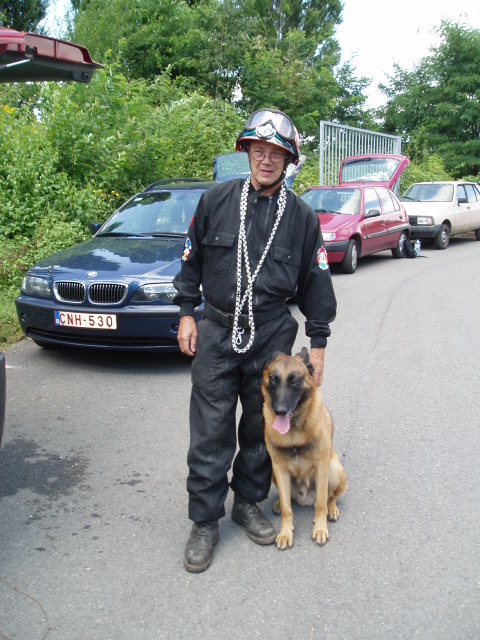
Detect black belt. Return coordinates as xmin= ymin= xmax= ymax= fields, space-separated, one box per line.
xmin=204 ymin=303 xmax=286 ymax=330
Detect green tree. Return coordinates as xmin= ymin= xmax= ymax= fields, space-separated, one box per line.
xmin=71 ymin=0 xmax=369 ymax=141
xmin=379 ymin=20 xmax=480 ymax=178
xmin=0 ymin=0 xmax=48 ymax=31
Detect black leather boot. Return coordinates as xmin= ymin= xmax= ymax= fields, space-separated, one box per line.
xmin=184 ymin=520 xmax=219 ymax=573
xmin=231 ymin=495 xmax=276 ymax=545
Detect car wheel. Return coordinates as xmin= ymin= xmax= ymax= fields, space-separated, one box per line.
xmin=342 ymin=239 xmax=358 ymax=274
xmin=392 ymin=232 xmax=407 ymax=259
xmin=434 ymin=224 xmax=450 ymax=249
xmin=475 ymin=229 xmax=480 ymax=241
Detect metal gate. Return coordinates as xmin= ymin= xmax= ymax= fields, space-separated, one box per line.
xmin=319 ymin=121 xmax=403 ymax=188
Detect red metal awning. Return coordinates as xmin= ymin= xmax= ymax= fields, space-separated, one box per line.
xmin=0 ymin=28 xmax=104 ymax=83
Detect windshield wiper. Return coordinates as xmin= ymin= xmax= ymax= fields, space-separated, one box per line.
xmin=97 ymin=231 xmax=147 ymax=237
xmin=148 ymin=232 xmax=187 ymax=237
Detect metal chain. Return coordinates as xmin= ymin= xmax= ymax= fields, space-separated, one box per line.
xmin=232 ymin=176 xmax=287 ymax=353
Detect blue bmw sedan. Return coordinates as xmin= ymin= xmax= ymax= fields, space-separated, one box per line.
xmin=15 ymin=179 xmax=211 ymax=351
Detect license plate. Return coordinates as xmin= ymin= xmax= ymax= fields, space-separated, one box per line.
xmin=54 ymin=311 xmax=117 ymax=330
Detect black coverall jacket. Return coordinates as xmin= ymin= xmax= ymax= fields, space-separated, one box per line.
xmin=173 ymin=179 xmax=337 ymax=523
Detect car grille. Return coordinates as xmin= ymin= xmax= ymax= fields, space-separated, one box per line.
xmin=88 ymin=283 xmax=127 ymax=305
xmin=55 ymin=281 xmax=85 ymax=303
xmin=54 ymin=281 xmax=127 ymax=305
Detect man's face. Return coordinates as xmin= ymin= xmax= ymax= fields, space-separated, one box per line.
xmin=248 ymin=140 xmax=288 ymax=193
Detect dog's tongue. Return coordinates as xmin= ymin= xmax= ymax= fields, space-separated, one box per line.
xmin=273 ymin=414 xmax=291 ymax=434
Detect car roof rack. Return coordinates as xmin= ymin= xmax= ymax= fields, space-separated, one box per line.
xmin=144 ymin=178 xmax=205 ymax=191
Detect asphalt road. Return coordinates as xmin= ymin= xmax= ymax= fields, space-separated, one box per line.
xmin=1 ymin=237 xmax=479 ymax=640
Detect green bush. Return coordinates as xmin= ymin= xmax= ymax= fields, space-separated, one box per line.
xmin=400 ymin=154 xmax=452 ymax=192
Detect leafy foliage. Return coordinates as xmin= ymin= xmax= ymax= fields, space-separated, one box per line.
xmin=71 ymin=0 xmax=362 ymax=143
xmin=0 ymin=0 xmax=48 ymax=31
xmin=0 ymin=69 xmax=243 ymax=288
xmin=400 ymin=154 xmax=452 ymax=193
xmin=379 ymin=21 xmax=480 ymax=179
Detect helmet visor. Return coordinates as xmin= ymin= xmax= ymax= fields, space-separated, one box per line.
xmin=244 ymin=110 xmax=295 ymax=140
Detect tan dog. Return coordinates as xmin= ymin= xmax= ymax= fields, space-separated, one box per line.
xmin=262 ymin=348 xmax=347 ymax=550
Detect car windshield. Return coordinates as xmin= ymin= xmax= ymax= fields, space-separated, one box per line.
xmin=99 ymin=190 xmax=204 ymax=235
xmin=401 ymin=184 xmax=454 ymax=202
xmin=341 ymin=157 xmax=400 ymax=184
xmin=302 ymin=188 xmax=361 ymax=215
xmin=214 ymin=152 xmax=250 ymax=181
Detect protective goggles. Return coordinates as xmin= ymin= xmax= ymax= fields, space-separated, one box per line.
xmin=243 ymin=109 xmax=295 ymax=141
xmin=241 ymin=129 xmax=296 ymax=156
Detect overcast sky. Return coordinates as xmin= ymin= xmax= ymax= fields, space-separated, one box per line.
xmin=45 ymin=0 xmax=480 ymax=108
xmin=337 ymin=0 xmax=480 ymax=107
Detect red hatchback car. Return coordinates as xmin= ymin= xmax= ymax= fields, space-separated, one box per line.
xmin=300 ymin=154 xmax=410 ymax=273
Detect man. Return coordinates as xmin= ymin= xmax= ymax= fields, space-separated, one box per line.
xmin=173 ymin=109 xmax=337 ymax=573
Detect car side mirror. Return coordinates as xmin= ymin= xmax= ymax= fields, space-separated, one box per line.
xmin=364 ymin=209 xmax=381 ymax=218
xmin=89 ymin=222 xmax=102 ymax=235
xmin=457 ymin=197 xmax=467 ymax=204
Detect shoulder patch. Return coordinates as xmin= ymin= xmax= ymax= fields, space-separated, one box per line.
xmin=182 ymin=237 xmax=192 ymax=261
xmin=317 ymin=246 xmax=329 ymax=270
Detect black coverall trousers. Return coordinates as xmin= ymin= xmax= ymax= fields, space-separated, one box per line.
xmin=187 ymin=310 xmax=298 ymax=523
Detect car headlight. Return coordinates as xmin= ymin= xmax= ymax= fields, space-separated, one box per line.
xmin=416 ymin=216 xmax=434 ymax=226
xmin=21 ymin=276 xmax=52 ymax=298
xmin=322 ymin=232 xmax=336 ymax=241
xmin=130 ymin=283 xmax=177 ymax=303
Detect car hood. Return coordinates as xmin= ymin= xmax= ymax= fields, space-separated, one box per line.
xmin=402 ymin=201 xmax=453 ymax=215
xmin=318 ymin=213 xmax=356 ymax=233
xmin=28 ymin=236 xmax=185 ymax=280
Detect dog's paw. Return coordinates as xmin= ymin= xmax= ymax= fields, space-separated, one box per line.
xmin=276 ymin=530 xmax=294 ymax=550
xmin=312 ymin=526 xmax=329 ymax=546
xmin=327 ymin=501 xmax=340 ymax=521
xmin=272 ymin=499 xmax=281 ymax=515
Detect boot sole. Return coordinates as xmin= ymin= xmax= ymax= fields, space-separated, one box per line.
xmin=184 ymin=555 xmax=214 ymax=573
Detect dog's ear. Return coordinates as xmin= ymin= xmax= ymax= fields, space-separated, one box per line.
xmin=263 ymin=351 xmax=285 ymax=370
xmin=296 ymin=347 xmax=314 ymax=376
xmin=296 ymin=347 xmax=310 ymax=365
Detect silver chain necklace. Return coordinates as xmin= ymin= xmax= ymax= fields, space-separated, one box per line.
xmin=232 ymin=176 xmax=287 ymax=353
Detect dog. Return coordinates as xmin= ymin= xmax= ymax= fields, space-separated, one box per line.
xmin=262 ymin=347 xmax=347 ymax=550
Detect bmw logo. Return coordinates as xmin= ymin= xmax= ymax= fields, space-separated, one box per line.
xmin=86 ymin=271 xmax=98 ymax=278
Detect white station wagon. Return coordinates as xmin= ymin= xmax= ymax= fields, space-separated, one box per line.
xmin=401 ymin=181 xmax=480 ymax=249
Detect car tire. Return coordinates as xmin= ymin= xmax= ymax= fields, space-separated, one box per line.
xmin=475 ymin=229 xmax=480 ymax=241
xmin=342 ymin=239 xmax=358 ymax=274
xmin=392 ymin=232 xmax=407 ymax=259
xmin=434 ymin=224 xmax=450 ymax=249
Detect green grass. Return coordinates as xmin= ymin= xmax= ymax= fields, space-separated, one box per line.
xmin=0 ymin=284 xmax=25 ymax=350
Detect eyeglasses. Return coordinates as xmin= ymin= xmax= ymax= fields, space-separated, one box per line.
xmin=244 ymin=109 xmax=295 ymax=139
xmin=250 ymin=148 xmax=287 ymax=163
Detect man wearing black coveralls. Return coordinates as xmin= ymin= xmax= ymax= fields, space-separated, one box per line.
xmin=173 ymin=109 xmax=337 ymax=573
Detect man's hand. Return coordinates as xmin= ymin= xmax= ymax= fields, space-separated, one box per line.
xmin=177 ymin=316 xmax=197 ymax=356
xmin=309 ymin=347 xmax=325 ymax=386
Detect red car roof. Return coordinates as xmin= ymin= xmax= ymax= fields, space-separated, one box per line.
xmin=0 ymin=28 xmax=103 ymax=84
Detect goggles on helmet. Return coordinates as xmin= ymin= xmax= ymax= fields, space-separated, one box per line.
xmin=243 ymin=109 xmax=296 ymax=140
xmin=240 ymin=129 xmax=296 ymax=156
